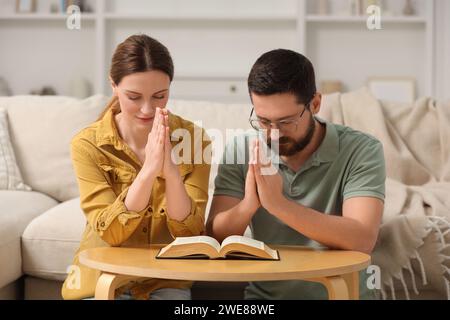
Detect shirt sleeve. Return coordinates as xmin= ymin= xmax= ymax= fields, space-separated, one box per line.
xmin=343 ymin=139 xmax=386 ymax=202
xmin=213 ymin=135 xmax=247 ymax=200
xmin=166 ymin=132 xmax=212 ymax=237
xmin=71 ymin=139 xmax=150 ymax=246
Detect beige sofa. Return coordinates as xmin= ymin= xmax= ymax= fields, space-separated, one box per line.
xmin=0 ymin=95 xmax=252 ymax=300
xmin=0 ymin=94 xmax=446 ymax=300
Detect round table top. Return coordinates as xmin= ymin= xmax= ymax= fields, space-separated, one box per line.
xmin=79 ymin=244 xmax=370 ymax=282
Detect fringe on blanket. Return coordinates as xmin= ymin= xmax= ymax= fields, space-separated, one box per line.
xmin=380 ymin=215 xmax=450 ymax=300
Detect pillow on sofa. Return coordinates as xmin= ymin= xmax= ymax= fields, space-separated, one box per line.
xmin=0 ymin=108 xmax=31 ymax=191
xmin=0 ymin=95 xmax=109 ymax=202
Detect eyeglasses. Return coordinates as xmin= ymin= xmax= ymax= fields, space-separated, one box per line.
xmin=249 ymin=103 xmax=310 ymax=133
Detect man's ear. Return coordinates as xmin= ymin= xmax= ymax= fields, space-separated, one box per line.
xmin=109 ymin=76 xmax=118 ymax=96
xmin=310 ymin=92 xmax=322 ymax=115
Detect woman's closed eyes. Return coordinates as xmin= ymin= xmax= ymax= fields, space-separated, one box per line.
xmin=127 ymin=95 xmax=165 ymax=101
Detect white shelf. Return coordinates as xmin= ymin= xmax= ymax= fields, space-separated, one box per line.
xmin=103 ymin=13 xmax=296 ymax=22
xmin=306 ymin=15 xmax=427 ymax=23
xmin=0 ymin=13 xmax=97 ymax=21
xmin=0 ymin=0 xmax=442 ymax=100
xmin=0 ymin=13 xmax=424 ymax=23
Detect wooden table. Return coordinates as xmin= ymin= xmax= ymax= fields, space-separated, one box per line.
xmin=79 ymin=244 xmax=370 ymax=300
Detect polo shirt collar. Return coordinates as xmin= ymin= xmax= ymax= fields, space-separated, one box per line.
xmin=313 ymin=117 xmax=339 ymax=163
xmin=270 ymin=116 xmax=339 ymax=168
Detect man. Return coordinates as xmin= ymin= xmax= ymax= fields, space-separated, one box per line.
xmin=206 ymin=49 xmax=385 ymax=299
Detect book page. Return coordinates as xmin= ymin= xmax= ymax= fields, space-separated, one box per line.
xmin=221 ymin=235 xmax=264 ymax=250
xmin=172 ymin=236 xmax=221 ymax=252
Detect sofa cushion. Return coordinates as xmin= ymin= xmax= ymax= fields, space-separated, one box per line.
xmin=22 ymin=197 xmax=85 ymax=281
xmin=168 ymin=99 xmax=252 ymax=133
xmin=0 ymin=95 xmax=109 ymax=202
xmin=168 ymin=100 xmax=254 ymax=236
xmin=168 ymin=99 xmax=253 ymax=194
xmin=0 ymin=190 xmax=57 ymax=288
xmin=0 ymin=108 xmax=31 ymax=191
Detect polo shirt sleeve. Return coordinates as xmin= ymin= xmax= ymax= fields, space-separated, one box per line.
xmin=213 ymin=136 xmax=247 ymax=200
xmin=343 ymin=139 xmax=386 ymax=202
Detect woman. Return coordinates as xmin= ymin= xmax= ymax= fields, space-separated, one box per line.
xmin=62 ymin=34 xmax=211 ymax=300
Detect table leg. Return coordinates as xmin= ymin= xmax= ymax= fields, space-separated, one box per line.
xmin=342 ymin=271 xmax=359 ymax=300
xmin=309 ymin=274 xmax=357 ymax=300
xmin=94 ymin=273 xmax=140 ymax=300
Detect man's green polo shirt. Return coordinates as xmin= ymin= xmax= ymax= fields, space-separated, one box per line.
xmin=213 ymin=117 xmax=386 ymax=300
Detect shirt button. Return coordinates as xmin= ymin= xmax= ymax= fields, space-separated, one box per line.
xmin=160 ymin=208 xmax=165 ymax=215
xmin=143 ymin=227 xmax=148 ymax=233
xmin=100 ymin=222 xmax=105 ymax=228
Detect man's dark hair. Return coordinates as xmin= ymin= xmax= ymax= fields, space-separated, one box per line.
xmin=248 ymin=49 xmax=316 ymax=105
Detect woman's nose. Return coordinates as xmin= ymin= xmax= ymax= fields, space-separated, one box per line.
xmin=140 ymin=102 xmax=154 ymax=116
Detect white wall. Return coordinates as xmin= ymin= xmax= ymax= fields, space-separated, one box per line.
xmin=306 ymin=22 xmax=427 ymax=97
xmin=434 ymin=0 xmax=450 ymax=102
xmin=0 ymin=19 xmax=96 ymax=96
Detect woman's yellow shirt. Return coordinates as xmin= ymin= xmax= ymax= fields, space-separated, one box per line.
xmin=62 ymin=108 xmax=211 ymax=300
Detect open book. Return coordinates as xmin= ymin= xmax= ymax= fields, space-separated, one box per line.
xmin=156 ymin=235 xmax=279 ymax=260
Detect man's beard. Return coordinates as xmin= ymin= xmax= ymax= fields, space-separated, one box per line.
xmin=267 ymin=113 xmax=316 ymax=156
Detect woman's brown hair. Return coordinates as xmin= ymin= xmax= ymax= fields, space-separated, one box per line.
xmin=97 ymin=34 xmax=174 ymax=120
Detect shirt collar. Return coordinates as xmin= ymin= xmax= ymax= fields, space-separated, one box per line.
xmin=96 ymin=107 xmax=181 ymax=149
xmin=312 ymin=116 xmax=339 ymax=163
xmin=96 ymin=107 xmax=121 ymax=148
xmin=95 ymin=107 xmax=193 ymax=177
xmin=270 ymin=116 xmax=339 ymax=168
